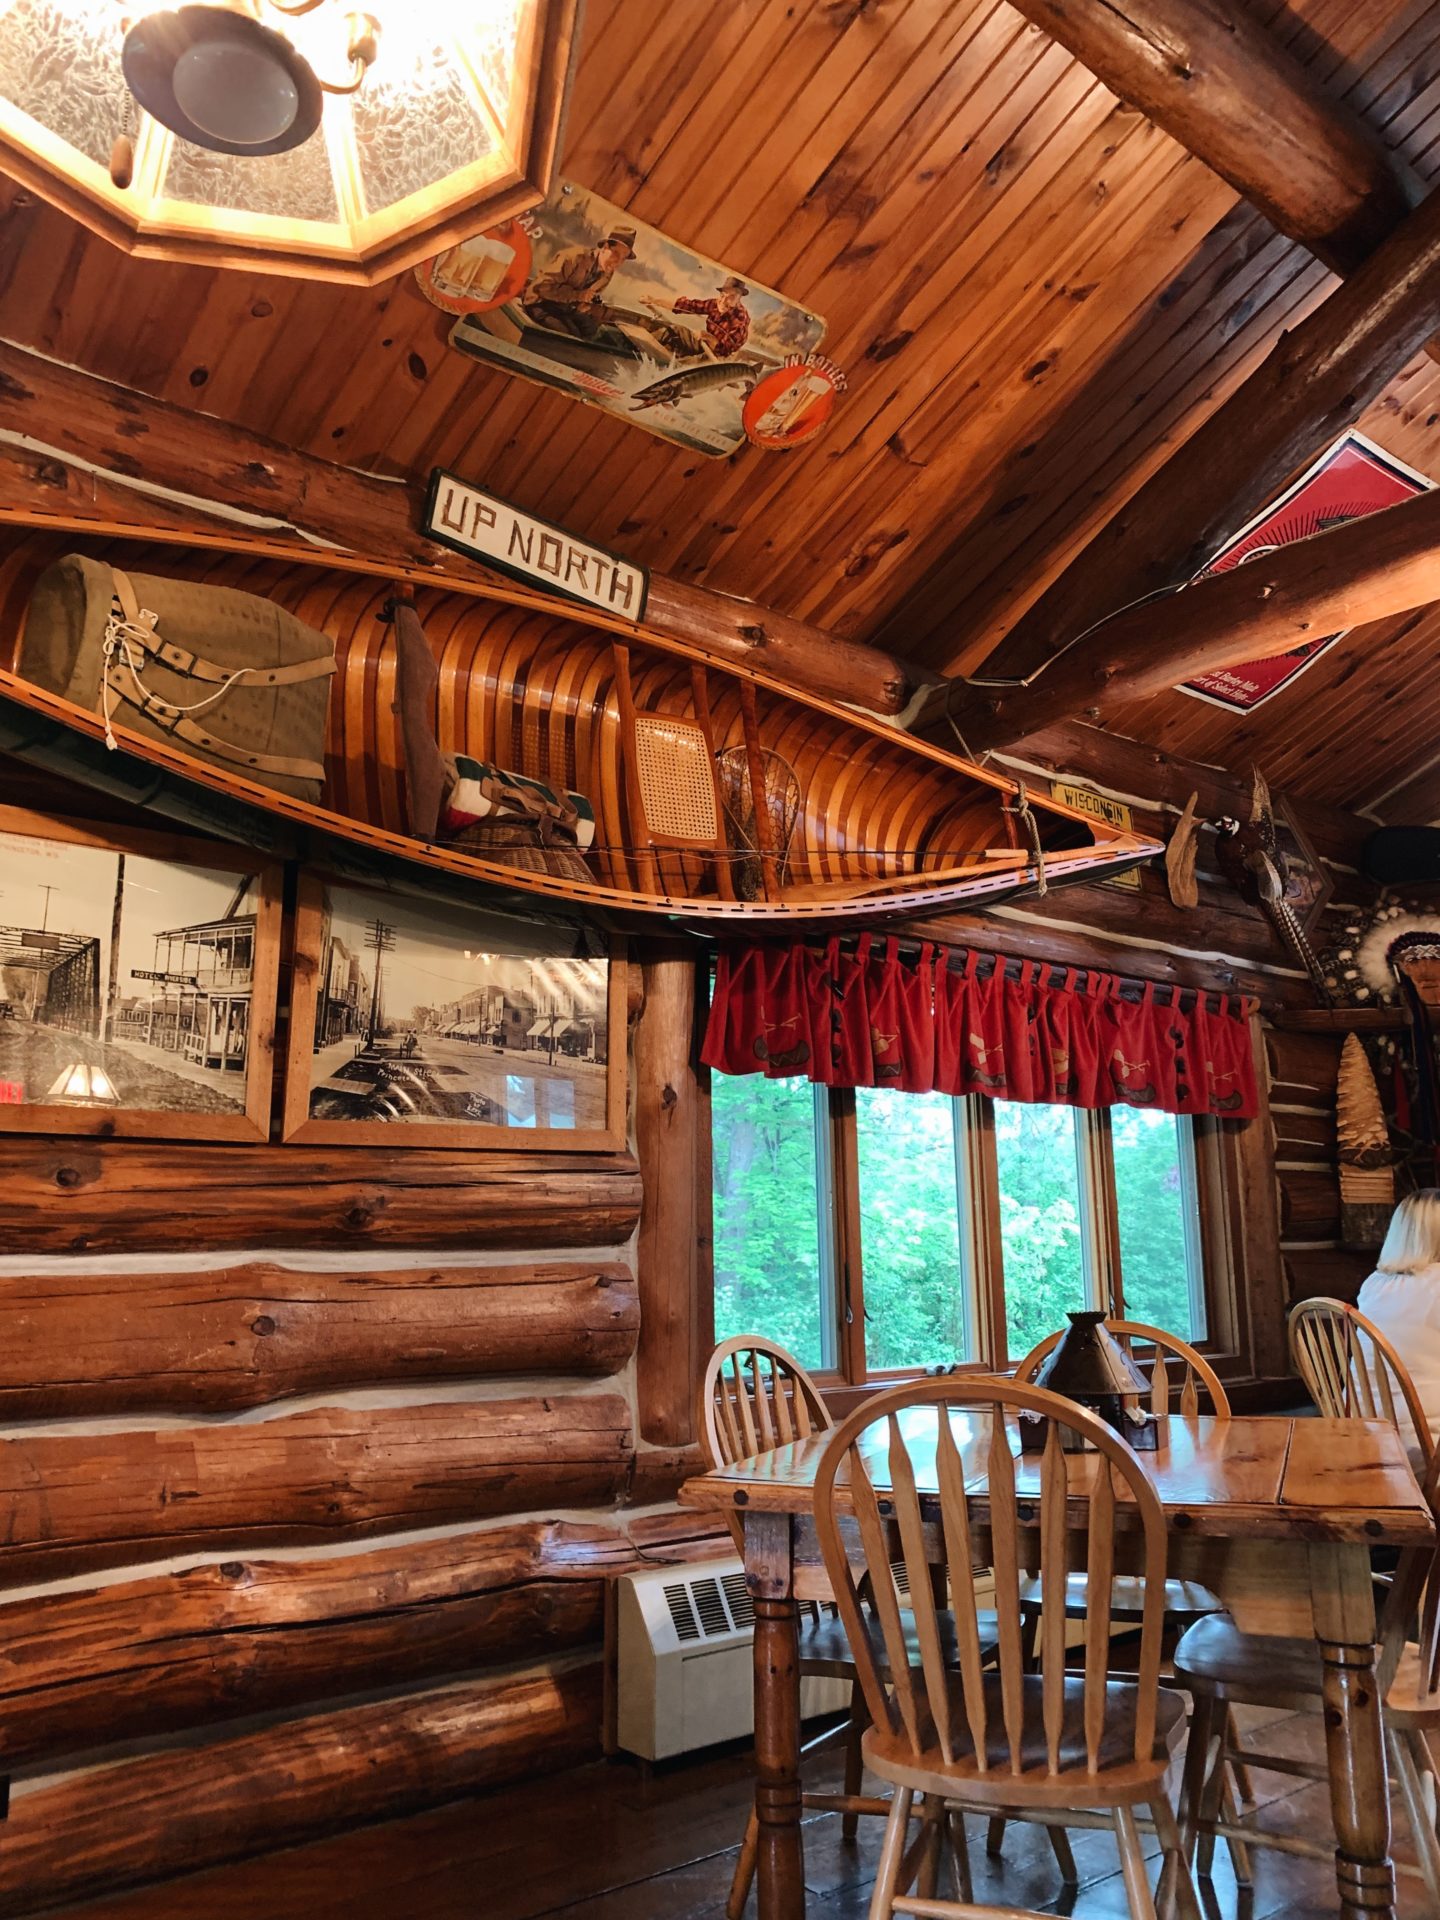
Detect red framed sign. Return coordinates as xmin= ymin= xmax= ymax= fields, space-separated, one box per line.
xmin=1179 ymin=431 xmax=1432 ymax=713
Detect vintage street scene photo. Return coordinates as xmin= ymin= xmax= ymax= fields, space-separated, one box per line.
xmin=298 ymin=882 xmax=610 ymax=1134
xmin=443 ymin=180 xmax=826 ymax=456
xmin=0 ymin=828 xmax=267 ymax=1119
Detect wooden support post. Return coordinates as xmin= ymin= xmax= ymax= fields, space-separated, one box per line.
xmin=635 ymin=945 xmax=707 ymax=1447
xmin=1308 ymin=1541 xmax=1396 ymax=1920
xmin=745 ymin=1511 xmax=805 ymax=1919
xmin=936 ymin=180 xmax=1440 ymax=712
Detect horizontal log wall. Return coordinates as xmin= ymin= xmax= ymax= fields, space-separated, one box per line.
xmin=0 ymin=1259 xmax=638 ymax=1416
xmin=0 ymin=1139 xmax=643 ymax=1254
xmin=0 ymin=1665 xmax=605 ymax=1916
xmin=0 ymin=1395 xmax=634 ymax=1584
xmin=0 ymin=1519 xmax=722 ymax=1770
xmin=0 ymin=1102 xmax=670 ymax=1914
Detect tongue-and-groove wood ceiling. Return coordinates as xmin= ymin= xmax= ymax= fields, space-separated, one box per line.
xmin=6 ymin=0 xmax=1440 ymax=816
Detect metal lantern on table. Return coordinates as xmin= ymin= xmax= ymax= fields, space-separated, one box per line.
xmin=1020 ymin=1309 xmax=1160 ymax=1452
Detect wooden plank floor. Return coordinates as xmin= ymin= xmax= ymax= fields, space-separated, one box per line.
xmin=39 ymin=1708 xmax=1435 ymax=1919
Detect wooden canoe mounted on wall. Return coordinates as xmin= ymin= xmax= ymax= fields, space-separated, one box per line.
xmin=0 ymin=520 xmax=1160 ymax=929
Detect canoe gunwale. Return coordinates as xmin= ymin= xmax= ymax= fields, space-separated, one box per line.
xmin=0 ymin=667 xmax=1161 ymax=929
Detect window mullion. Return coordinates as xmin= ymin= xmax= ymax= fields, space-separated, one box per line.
xmin=1177 ymin=1115 xmax=1209 ymax=1343
xmin=950 ymin=1095 xmax=976 ymax=1365
xmin=961 ymin=1096 xmax=1007 ymax=1368
xmin=808 ymin=1081 xmax=841 ymax=1373
xmin=1079 ymin=1107 xmax=1122 ymax=1317
xmin=826 ymin=1084 xmax=867 ymax=1385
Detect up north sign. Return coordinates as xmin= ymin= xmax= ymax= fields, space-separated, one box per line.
xmin=424 ymin=469 xmax=649 ymax=623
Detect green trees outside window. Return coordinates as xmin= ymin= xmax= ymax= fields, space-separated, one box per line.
xmin=712 ymin=1073 xmax=1207 ymax=1379
xmin=994 ymin=1101 xmax=1090 ymax=1360
xmin=712 ymin=1072 xmax=832 ymax=1371
xmin=856 ymin=1088 xmax=969 ymax=1372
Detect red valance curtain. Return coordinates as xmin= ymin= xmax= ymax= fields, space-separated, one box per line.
xmin=702 ymin=936 xmax=1259 ymax=1118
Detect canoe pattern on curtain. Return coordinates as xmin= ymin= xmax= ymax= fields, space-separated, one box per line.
xmin=702 ymin=936 xmax=1259 ymax=1118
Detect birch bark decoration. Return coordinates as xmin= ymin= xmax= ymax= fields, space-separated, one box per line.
xmin=1165 ymin=790 xmax=1201 ymax=909
xmin=1337 ymin=1032 xmax=1396 ymax=1249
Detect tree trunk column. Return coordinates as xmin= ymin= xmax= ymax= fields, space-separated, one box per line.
xmin=634 ymin=946 xmax=709 ymax=1447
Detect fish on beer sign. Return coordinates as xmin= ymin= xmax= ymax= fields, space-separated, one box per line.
xmin=425 ymin=471 xmax=648 ymax=622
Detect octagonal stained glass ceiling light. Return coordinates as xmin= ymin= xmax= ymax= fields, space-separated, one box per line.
xmin=0 ymin=0 xmax=578 ymax=284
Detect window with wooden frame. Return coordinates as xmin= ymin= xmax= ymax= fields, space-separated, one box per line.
xmin=710 ymin=1074 xmax=1249 ymax=1391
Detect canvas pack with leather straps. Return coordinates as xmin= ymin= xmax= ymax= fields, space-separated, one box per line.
xmin=20 ymin=554 xmax=337 ymax=802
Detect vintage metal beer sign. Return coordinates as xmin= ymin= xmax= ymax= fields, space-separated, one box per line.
xmin=424 ymin=470 xmax=648 ymax=622
xmin=428 ymin=180 xmax=831 ymax=458
xmin=1180 ymin=432 xmax=1431 ymax=712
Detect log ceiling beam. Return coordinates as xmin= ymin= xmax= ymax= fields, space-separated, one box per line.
xmin=930 ymin=176 xmax=1440 ymax=745
xmin=909 ymin=0 xmax=1438 ymax=700
xmin=1008 ymin=0 xmax=1420 ymax=278
xmin=0 ymin=340 xmax=920 ymax=719
xmin=945 ymin=481 xmax=1440 ymax=751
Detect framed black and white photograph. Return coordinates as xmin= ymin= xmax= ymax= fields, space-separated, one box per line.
xmin=283 ymin=875 xmax=626 ymax=1150
xmin=0 ymin=807 xmax=281 ymax=1142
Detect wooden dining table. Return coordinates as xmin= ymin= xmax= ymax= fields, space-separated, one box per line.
xmin=679 ymin=1411 xmax=1436 ymax=1920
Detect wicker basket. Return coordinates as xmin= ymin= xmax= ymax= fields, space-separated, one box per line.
xmin=448 ymin=816 xmax=594 ymax=883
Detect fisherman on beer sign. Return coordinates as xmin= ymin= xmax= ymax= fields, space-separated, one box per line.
xmin=520 ymin=226 xmax=638 ymax=339
xmin=644 ymin=276 xmax=752 ymax=360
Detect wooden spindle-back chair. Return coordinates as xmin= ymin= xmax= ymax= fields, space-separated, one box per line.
xmin=700 ymin=1338 xmax=996 ymax=1918
xmin=1289 ymin=1297 xmax=1434 ymax=1468
xmin=1003 ymin=1320 xmax=1239 ymax=1873
xmin=701 ymin=1336 xmax=827 ymax=1513
xmin=1010 ymin=1319 xmax=1229 ymax=1627
xmin=814 ymin=1376 xmax=1200 ymax=1920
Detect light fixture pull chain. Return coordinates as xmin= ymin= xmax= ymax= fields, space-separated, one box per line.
xmin=109 ymin=86 xmax=136 ymax=190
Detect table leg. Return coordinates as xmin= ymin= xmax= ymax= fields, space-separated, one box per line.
xmin=746 ymin=1512 xmax=805 ymax=1920
xmin=1308 ymin=1541 xmax=1395 ymax=1920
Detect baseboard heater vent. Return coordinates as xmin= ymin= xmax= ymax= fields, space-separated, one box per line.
xmin=616 ymin=1555 xmax=849 ymax=1761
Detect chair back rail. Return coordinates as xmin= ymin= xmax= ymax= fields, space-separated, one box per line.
xmin=698 ymin=1335 xmax=831 ymax=1473
xmin=1289 ymin=1297 xmax=1434 ymax=1466
xmin=813 ymin=1377 xmax=1169 ymax=1779
xmin=1015 ymin=1319 xmax=1231 ymax=1419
